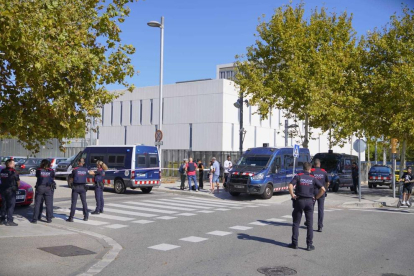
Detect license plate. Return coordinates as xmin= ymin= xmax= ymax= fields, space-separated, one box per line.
xmin=234 ymin=185 xmax=244 ymax=189
xmin=374 ymin=180 xmax=383 ymax=182
xmin=16 ymin=195 xmax=25 ymax=200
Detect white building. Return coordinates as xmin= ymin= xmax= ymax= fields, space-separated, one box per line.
xmin=94 ymin=64 xmax=364 ymax=159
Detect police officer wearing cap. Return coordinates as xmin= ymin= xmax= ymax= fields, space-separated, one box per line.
xmin=288 ymin=162 xmax=325 ymax=251
xmin=66 ymin=158 xmax=89 ymax=222
xmin=309 ymin=159 xmax=329 ymax=232
xmin=32 ymin=159 xmax=55 ymax=224
xmin=0 ymin=159 xmax=20 ymax=226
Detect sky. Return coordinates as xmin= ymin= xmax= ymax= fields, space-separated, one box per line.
xmin=108 ymin=0 xmax=414 ymax=90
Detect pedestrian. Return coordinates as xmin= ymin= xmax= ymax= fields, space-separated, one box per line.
xmin=212 ymin=157 xmax=220 ymax=193
xmin=91 ymin=161 xmax=108 ymax=215
xmin=400 ymin=166 xmax=413 ymax=207
xmin=208 ymin=161 xmax=215 ymax=193
xmin=32 ymin=159 xmax=54 ymax=224
xmin=307 ymin=159 xmax=329 ymax=232
xmin=288 ymin=162 xmax=325 ymax=251
xmin=186 ymin=158 xmax=198 ymax=192
xmin=198 ymin=159 xmax=204 ymax=190
xmin=223 ymin=155 xmax=233 ymax=185
xmin=66 ymin=159 xmax=89 ymax=222
xmin=0 ymin=159 xmax=20 ymax=226
xmin=178 ymin=159 xmax=188 ymax=190
xmin=352 ymin=162 xmax=359 ymax=194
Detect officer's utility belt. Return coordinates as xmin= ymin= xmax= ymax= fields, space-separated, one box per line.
xmin=296 ymin=196 xmax=313 ymax=200
xmin=73 ymin=183 xmax=86 ymax=186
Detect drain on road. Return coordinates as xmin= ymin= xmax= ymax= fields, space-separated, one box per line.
xmin=38 ymin=245 xmax=96 ymax=257
xmin=258 ymin=266 xmax=297 ymax=276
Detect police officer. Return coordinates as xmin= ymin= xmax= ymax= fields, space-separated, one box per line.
xmin=91 ymin=161 xmax=107 ymax=215
xmin=288 ymin=162 xmax=325 ymax=251
xmin=0 ymin=159 xmax=20 ymax=226
xmin=38 ymin=160 xmax=56 ymax=220
xmin=66 ymin=159 xmax=89 ymax=222
xmin=32 ymin=159 xmax=55 ymax=223
xmin=310 ymin=159 xmax=329 ymax=232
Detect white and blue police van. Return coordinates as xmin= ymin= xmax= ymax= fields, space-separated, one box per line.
xmin=76 ymin=145 xmax=161 ymax=194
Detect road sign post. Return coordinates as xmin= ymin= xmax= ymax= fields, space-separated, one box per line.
xmin=293 ymin=144 xmax=300 ymax=175
xmin=391 ymin=138 xmax=398 ymax=198
xmin=353 ymin=139 xmax=366 ymax=202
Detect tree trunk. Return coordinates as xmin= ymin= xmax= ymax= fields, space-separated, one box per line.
xmin=399 ymin=140 xmax=407 ymax=178
xmin=302 ymin=114 xmax=309 ymax=149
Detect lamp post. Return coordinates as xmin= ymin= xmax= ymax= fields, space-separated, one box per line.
xmin=284 ymin=120 xmax=298 ymax=146
xmin=234 ymin=96 xmax=249 ymax=155
xmin=148 ymin=16 xmax=164 ymax=170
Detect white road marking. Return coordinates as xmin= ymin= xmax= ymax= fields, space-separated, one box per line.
xmin=229 ymin=226 xmax=252 ymax=230
xmin=156 ymin=216 xmax=177 ymax=220
xmin=255 ymin=204 xmax=271 ymax=207
xmin=53 ymin=214 xmax=109 ymax=226
xmin=177 ymin=213 xmax=197 ymax=216
xmin=164 ymin=198 xmax=236 ymax=208
xmin=57 ymin=208 xmax=135 ymax=222
xmin=245 ymin=205 xmax=259 ymax=208
xmin=324 ymin=210 xmax=335 ymax=212
xmin=230 ymin=207 xmax=245 ymax=209
xmin=179 ymin=236 xmax=208 ymax=243
xmin=123 ymin=201 xmax=189 ymax=211
xmin=105 ymin=224 xmax=128 ymax=229
xmin=266 ymin=218 xmax=287 ymax=222
xmin=282 ymin=215 xmax=293 ymax=218
xmin=145 ymin=199 xmax=207 ymax=209
xmin=215 ymin=208 xmax=231 ymax=211
xmin=197 ymin=210 xmax=215 ymax=213
xmin=249 ymin=221 xmax=268 ymax=226
xmin=207 ymin=231 xmax=233 ymax=236
xmin=174 ymin=197 xmax=246 ymax=207
xmin=103 ymin=207 xmax=158 ymax=218
xmin=106 ymin=203 xmax=177 ymax=214
xmin=148 ymin=244 xmax=180 ymax=251
xmin=132 ymin=220 xmax=155 ymax=224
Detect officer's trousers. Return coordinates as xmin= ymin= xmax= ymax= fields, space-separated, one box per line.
xmin=199 ymin=173 xmax=204 ymax=189
xmin=0 ymin=188 xmax=16 ymax=222
xmin=33 ymin=186 xmax=53 ymax=222
xmin=69 ymin=185 xmax=88 ymax=219
xmin=94 ymin=183 xmax=104 ymax=212
xmin=39 ymin=188 xmax=54 ymax=219
xmin=353 ymin=178 xmax=359 ymax=194
xmin=292 ymin=198 xmax=314 ymax=246
xmin=180 ymin=174 xmax=186 ymax=189
xmin=313 ymin=196 xmax=325 ymax=229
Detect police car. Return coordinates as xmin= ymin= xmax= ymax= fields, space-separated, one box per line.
xmin=76 ymin=145 xmax=161 ymax=194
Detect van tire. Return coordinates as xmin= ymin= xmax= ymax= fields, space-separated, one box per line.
xmin=229 ymin=192 xmax=240 ymax=197
xmin=261 ymin=184 xmax=273 ymax=199
xmin=332 ymin=183 xmax=339 ymax=192
xmin=114 ymin=179 xmax=126 ymax=194
xmin=141 ymin=187 xmax=152 ymax=194
xmin=368 ymin=183 xmax=372 ymax=188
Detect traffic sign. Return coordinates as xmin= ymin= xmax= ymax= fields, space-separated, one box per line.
xmin=353 ymin=139 xmax=366 ymax=153
xmin=155 ymin=141 xmax=164 ymax=146
xmin=293 ymin=144 xmax=300 ymax=158
xmin=155 ymin=130 xmax=163 ymax=142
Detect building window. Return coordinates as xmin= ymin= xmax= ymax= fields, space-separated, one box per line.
xmin=130 ymin=101 xmax=132 ymax=125
xmin=254 ymin=126 xmax=257 ymax=147
xmin=226 ymin=71 xmax=232 ymax=79
xmin=155 ymin=125 xmax=158 ymax=131
xmin=150 ymin=99 xmax=153 ymax=124
xmin=102 ymin=106 xmax=105 ymax=126
xmin=220 ymin=71 xmax=225 ymax=79
xmin=278 ymin=110 xmax=281 ymax=129
xmin=231 ymin=123 xmax=234 ymax=151
xmin=120 ymin=101 xmax=123 ymax=125
xmin=140 ymin=100 xmax=143 ymax=125
xmin=189 ymin=123 xmax=193 ymax=150
xmin=124 ymin=126 xmax=127 ymax=145
xmin=269 ymin=109 xmax=272 ymax=127
xmin=111 ymin=102 xmax=113 ymax=126
xmin=249 ymin=106 xmax=251 ymax=125
xmin=162 ymin=98 xmax=164 ymax=124
xmin=274 ymin=129 xmax=277 ymax=147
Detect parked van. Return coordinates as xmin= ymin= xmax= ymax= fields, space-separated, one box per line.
xmin=55 ymin=152 xmax=83 ymax=179
xmin=225 ymin=145 xmax=311 ymax=199
xmin=76 ymin=145 xmax=161 ymax=194
xmin=312 ymin=151 xmax=358 ymax=192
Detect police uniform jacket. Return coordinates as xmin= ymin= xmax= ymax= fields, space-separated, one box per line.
xmin=0 ymin=167 xmax=20 ymax=191
xmin=94 ymin=168 xmax=105 ymax=183
xmin=36 ymin=168 xmax=55 ymax=187
xmin=71 ymin=167 xmax=88 ymax=185
xmin=290 ymin=172 xmax=322 ymax=198
xmin=311 ymin=168 xmax=329 ymax=196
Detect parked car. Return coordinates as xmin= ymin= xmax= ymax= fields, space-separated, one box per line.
xmin=312 ymin=151 xmax=358 ymax=192
xmin=55 ymin=152 xmax=83 ymax=179
xmin=48 ymin=157 xmax=68 ymax=169
xmin=15 ymin=158 xmax=43 ymax=175
xmin=0 ymin=180 xmax=34 ymax=207
xmin=2 ymin=156 xmax=27 ymax=163
xmin=368 ymin=165 xmax=392 ymax=189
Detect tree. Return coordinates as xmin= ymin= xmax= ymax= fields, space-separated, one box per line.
xmin=0 ymin=0 xmax=138 ymax=152
xmin=235 ymin=3 xmax=362 ymax=148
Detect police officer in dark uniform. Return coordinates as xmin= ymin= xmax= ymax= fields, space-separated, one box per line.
xmin=32 ymin=159 xmax=55 ymax=223
xmin=288 ymin=162 xmax=325 ymax=251
xmin=66 ymin=159 xmax=89 ymax=222
xmin=0 ymin=159 xmax=20 ymax=226
xmin=91 ymin=161 xmax=107 ymax=215
xmin=310 ymin=159 xmax=329 ymax=232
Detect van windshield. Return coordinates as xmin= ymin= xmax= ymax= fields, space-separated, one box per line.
xmin=314 ymin=154 xmax=339 ymax=173
xmin=370 ymin=167 xmax=391 ymax=173
xmin=236 ymin=155 xmax=271 ymax=167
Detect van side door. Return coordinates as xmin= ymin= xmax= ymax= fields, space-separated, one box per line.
xmin=270 ymin=156 xmax=285 ymax=191
xmin=283 ymin=154 xmax=295 ymax=186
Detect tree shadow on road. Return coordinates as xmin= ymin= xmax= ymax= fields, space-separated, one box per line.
xmin=237 ymin=233 xmax=290 ymax=248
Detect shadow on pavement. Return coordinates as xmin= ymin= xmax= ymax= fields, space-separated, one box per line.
xmin=237 ymin=233 xmax=290 ymax=248
xmin=257 ymin=220 xmax=292 ymax=227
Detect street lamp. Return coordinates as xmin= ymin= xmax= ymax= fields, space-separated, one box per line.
xmin=148 ymin=16 xmax=164 ymax=170
xmin=234 ymin=97 xmax=249 ymax=155
xmin=284 ymin=120 xmax=298 ymax=147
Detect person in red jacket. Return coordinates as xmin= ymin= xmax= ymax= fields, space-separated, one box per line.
xmin=186 ymin=158 xmax=199 ymax=192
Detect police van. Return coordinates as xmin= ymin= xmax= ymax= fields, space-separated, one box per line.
xmin=225 ymin=144 xmax=310 ymax=199
xmin=74 ymin=145 xmax=161 ymax=194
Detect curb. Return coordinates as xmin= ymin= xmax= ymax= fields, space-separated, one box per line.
xmin=341 ymin=202 xmax=385 ymax=208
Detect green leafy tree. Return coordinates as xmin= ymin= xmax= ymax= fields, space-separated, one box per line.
xmin=235 ymin=3 xmax=362 ymax=148
xmin=0 ymin=0 xmax=138 ymax=152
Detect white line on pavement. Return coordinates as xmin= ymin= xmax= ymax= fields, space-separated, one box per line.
xmin=148 ymin=244 xmax=180 ymax=251
xmin=206 ymin=231 xmax=232 ymax=236
xmin=106 ymin=203 xmax=178 ymax=214
xmin=103 ymin=208 xmax=158 ymax=218
xmin=179 ymin=236 xmax=208 ymax=243
xmin=229 ymin=226 xmax=253 ymax=231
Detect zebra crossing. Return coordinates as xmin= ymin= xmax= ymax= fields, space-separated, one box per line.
xmin=47 ymin=197 xmax=272 ymax=229
xmin=147 ymin=208 xmax=344 ymax=252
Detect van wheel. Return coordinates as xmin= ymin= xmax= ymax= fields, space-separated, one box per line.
xmin=141 ymin=187 xmax=153 ymax=194
xmin=368 ymin=183 xmax=372 ymax=188
xmin=373 ymin=184 xmax=377 ymax=188
xmin=332 ymin=183 xmax=339 ymax=192
xmin=229 ymin=192 xmax=240 ymax=197
xmin=389 ymin=184 xmax=393 ymax=189
xmin=114 ymin=179 xmax=126 ymax=194
xmin=261 ymin=184 xmax=273 ymax=199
